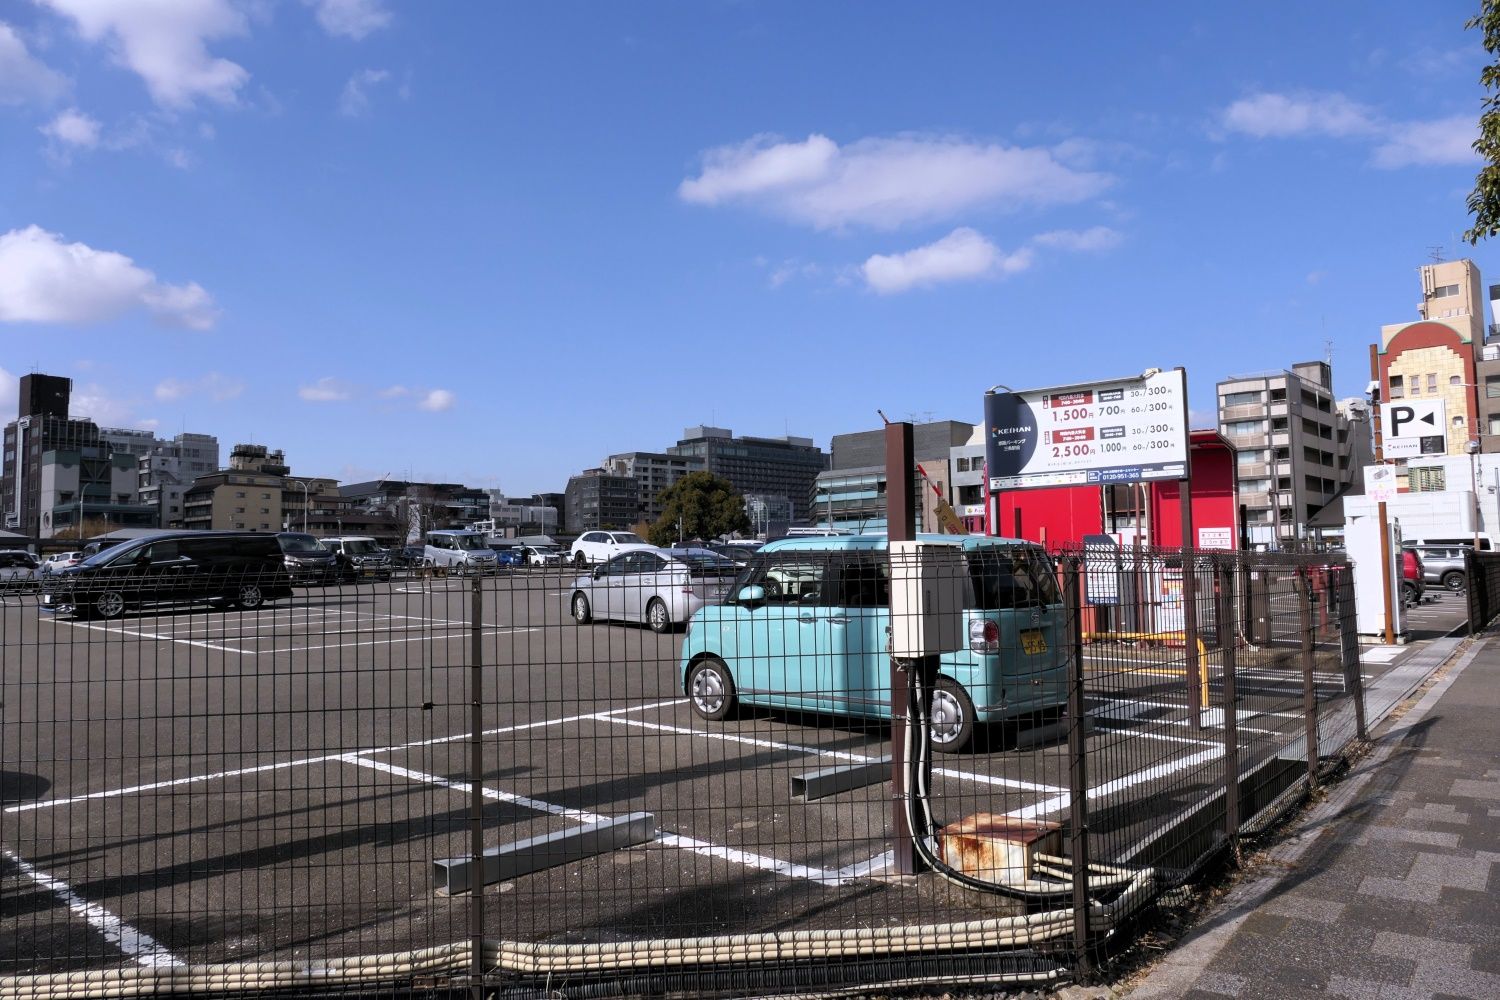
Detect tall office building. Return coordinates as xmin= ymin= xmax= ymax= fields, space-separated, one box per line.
xmin=2 ymin=375 xmax=115 ymax=538
xmin=564 ymin=469 xmax=639 ymax=533
xmin=1217 ymin=361 xmax=1369 ymax=546
xmin=666 ymin=426 xmax=827 ymax=522
xmin=601 ymin=451 xmax=705 ymax=523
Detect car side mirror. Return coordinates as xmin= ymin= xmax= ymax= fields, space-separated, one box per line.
xmin=737 ymin=585 xmax=765 ymax=603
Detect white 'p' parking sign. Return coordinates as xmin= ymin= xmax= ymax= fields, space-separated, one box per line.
xmin=1380 ymin=399 xmax=1447 ymax=458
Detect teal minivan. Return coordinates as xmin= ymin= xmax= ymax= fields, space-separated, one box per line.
xmin=679 ymin=534 xmax=1068 ymax=752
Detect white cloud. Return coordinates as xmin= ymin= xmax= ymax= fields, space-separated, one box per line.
xmin=38 ymin=0 xmax=249 ymax=108
xmin=1031 ymin=226 xmax=1122 ymax=253
xmin=39 ymin=108 xmax=101 ymax=149
xmin=338 ymin=67 xmax=389 ymax=117
xmin=0 ymin=225 xmax=218 ymax=329
xmin=304 ymin=0 xmax=391 ymax=40
xmin=418 ymin=388 xmax=455 ymax=412
xmin=1221 ymin=92 xmax=1379 ymax=139
xmin=681 ymin=133 xmax=1111 ymax=230
xmin=154 ymin=372 xmax=242 ymax=402
xmin=0 ymin=366 xmax=16 ymax=412
xmin=1372 ymin=115 xmax=1477 ymax=168
xmin=861 ymin=227 xmax=1031 ymax=295
xmin=377 ymin=384 xmax=410 ymax=398
xmin=0 ymin=20 xmax=68 ymax=105
xmin=71 ymin=383 xmax=142 ymax=426
xmin=298 ymin=377 xmax=353 ymax=402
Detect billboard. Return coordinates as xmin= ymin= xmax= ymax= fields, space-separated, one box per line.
xmin=1379 ymin=400 xmax=1447 ymax=459
xmin=985 ymin=369 xmax=1190 ymax=491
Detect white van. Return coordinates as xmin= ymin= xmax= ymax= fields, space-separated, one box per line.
xmin=422 ymin=530 xmax=497 ymax=575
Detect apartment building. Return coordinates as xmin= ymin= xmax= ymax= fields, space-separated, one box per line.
xmin=564 ymin=469 xmax=639 ymax=533
xmin=601 ymin=451 xmax=705 ymax=522
xmin=666 ymin=426 xmax=827 ymax=523
xmin=1217 ymin=361 xmax=1368 ymax=545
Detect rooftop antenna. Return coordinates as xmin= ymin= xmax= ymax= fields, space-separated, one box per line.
xmin=1427 ymin=245 xmax=1446 ymax=264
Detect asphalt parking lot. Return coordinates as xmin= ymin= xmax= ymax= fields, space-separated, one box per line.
xmin=0 ymin=570 xmax=1406 ymax=975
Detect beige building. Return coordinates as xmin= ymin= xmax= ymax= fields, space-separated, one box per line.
xmin=1377 ymin=259 xmax=1494 ymax=472
xmin=1217 ymin=361 xmax=1369 ymax=545
xmin=182 ymin=442 xmax=336 ymax=532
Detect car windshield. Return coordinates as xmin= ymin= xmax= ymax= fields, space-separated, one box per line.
xmin=610 ymin=532 xmax=644 ymax=544
xmin=82 ymin=543 xmax=140 ymax=568
xmin=967 ymin=547 xmax=1062 ymax=609
xmin=453 ymin=534 xmax=487 ymax=550
xmin=281 ymin=535 xmax=327 ymax=554
xmin=343 ymin=539 xmax=380 ymax=555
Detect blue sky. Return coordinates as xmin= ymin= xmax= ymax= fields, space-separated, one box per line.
xmin=0 ymin=1 xmax=1492 ymax=493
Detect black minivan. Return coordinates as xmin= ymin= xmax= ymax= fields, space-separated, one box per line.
xmin=40 ymin=532 xmax=293 ymax=619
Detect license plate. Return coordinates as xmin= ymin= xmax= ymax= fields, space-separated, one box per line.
xmin=1020 ymin=630 xmax=1047 ymax=654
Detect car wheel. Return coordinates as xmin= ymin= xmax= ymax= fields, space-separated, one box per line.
xmin=1400 ymin=581 xmax=1418 ymax=606
xmin=236 ymin=583 xmax=264 ymax=610
xmin=1442 ymin=571 xmax=1466 ymax=592
xmin=687 ymin=657 xmax=737 ymax=721
xmin=574 ymin=552 xmax=588 ymax=568
xmin=928 ymin=678 xmax=975 ymax=753
xmin=93 ymin=590 xmax=126 ymax=620
xmin=646 ymin=598 xmax=671 ymax=634
xmin=571 ymin=592 xmax=592 ymax=624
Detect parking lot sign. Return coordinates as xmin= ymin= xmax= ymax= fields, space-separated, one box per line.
xmin=1380 ymin=399 xmax=1447 ymax=458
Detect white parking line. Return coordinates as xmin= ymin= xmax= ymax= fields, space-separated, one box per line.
xmin=601 ymin=714 xmax=1067 ymax=794
xmin=2 ymin=847 xmax=182 ymax=968
xmin=1005 ymin=745 xmax=1225 ymax=821
xmin=7 ymin=700 xmax=687 ymax=814
xmin=46 ymin=617 xmax=242 ymax=653
xmin=346 ymin=756 xmax=850 ymax=885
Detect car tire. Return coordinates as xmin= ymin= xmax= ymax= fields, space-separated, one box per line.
xmin=928 ymin=677 xmax=976 ymax=754
xmin=1400 ymin=581 xmax=1418 ymax=606
xmin=687 ymin=657 xmax=737 ymax=721
xmin=236 ymin=583 xmax=265 ymax=610
xmin=574 ymin=552 xmax=588 ymax=568
xmin=93 ymin=590 xmax=126 ymax=620
xmin=646 ymin=598 xmax=671 ymax=634
xmin=571 ymin=592 xmax=592 ymax=624
xmin=1442 ymin=571 xmax=1465 ymax=592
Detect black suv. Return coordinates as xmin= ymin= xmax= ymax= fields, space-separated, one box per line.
xmin=40 ymin=532 xmax=292 ymax=619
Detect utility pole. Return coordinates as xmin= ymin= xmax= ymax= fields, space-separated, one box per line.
xmin=1370 ymin=345 xmax=1395 ymax=644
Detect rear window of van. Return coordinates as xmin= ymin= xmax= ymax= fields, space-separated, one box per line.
xmin=966 ymin=547 xmax=1061 ymax=609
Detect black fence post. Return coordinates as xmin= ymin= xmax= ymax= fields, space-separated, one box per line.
xmin=1217 ymin=559 xmax=1240 ymax=861
xmin=1063 ymin=556 xmax=1092 ymax=974
xmin=470 ymin=574 xmax=486 ymax=998
xmin=1466 ymin=548 xmax=1480 ymax=638
xmin=1339 ymin=565 xmax=1368 ymax=742
xmin=1295 ymin=573 xmax=1320 ymax=792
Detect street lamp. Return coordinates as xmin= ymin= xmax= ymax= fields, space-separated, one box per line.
xmin=293 ymin=479 xmax=309 ymax=532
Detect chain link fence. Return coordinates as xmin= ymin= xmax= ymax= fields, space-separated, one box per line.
xmin=0 ymin=539 xmax=1365 ymax=997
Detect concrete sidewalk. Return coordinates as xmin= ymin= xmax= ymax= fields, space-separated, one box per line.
xmin=1122 ymin=636 xmax=1500 ymax=1000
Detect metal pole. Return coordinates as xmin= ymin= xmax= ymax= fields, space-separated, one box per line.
xmin=885 ymin=421 xmax=920 ymax=875
xmin=1341 ymin=564 xmax=1368 ymax=740
xmin=1370 ymin=345 xmax=1395 ymax=645
xmin=1296 ymin=573 xmax=1321 ymax=791
xmin=470 ymin=575 xmax=485 ymax=995
xmin=1217 ymin=560 xmax=1240 ymax=860
xmin=1180 ymin=478 xmax=1202 ymax=729
xmin=1063 ymin=556 xmax=1092 ymax=972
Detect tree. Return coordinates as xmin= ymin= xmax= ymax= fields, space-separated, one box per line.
xmin=647 ymin=472 xmax=750 ymax=547
xmin=1466 ymin=2 xmax=1500 ymax=243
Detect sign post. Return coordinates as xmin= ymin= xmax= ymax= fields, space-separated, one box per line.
xmin=984 ymin=368 xmax=1200 ymax=719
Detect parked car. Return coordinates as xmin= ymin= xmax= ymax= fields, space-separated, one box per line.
xmin=277 ymin=532 xmax=338 ymax=585
xmin=39 ymin=532 xmax=292 ymax=619
xmin=491 ymin=544 xmax=525 ymax=568
xmin=319 ymin=535 xmax=393 ymax=581
xmin=423 ymin=530 xmax=497 ymax=574
xmin=1404 ymin=544 xmax=1467 ymax=593
xmin=521 ymin=544 xmax=564 ymax=566
xmin=569 ymin=546 xmax=741 ymax=633
xmin=570 ymin=531 xmax=652 ymax=567
xmin=41 ymin=551 xmax=84 ymax=574
xmin=678 ymin=534 xmax=1068 ymax=753
xmin=392 ymin=544 xmax=426 ymax=568
xmin=1400 ymin=548 xmax=1426 ymax=605
xmin=0 ymin=550 xmax=39 ymax=583
xmin=707 ymin=541 xmax=762 ymax=565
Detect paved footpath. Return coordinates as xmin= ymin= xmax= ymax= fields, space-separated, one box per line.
xmin=1122 ymin=636 xmax=1500 ymax=1000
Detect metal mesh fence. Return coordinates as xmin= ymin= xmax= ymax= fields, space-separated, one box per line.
xmin=0 ymin=539 xmax=1366 ymax=997
xmin=1463 ymin=549 xmax=1500 ymax=635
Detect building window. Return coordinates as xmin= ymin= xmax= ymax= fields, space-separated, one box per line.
xmin=1389 ymin=375 xmax=1404 ymax=399
xmin=1427 ymin=374 xmax=1437 ymax=393
xmin=235 ymin=506 xmax=245 ymax=513
xmin=1491 ymin=414 xmax=1500 ymax=435
xmin=1409 ymin=467 xmax=1446 ymax=492
xmin=1450 ymin=374 xmax=1463 ymax=386
xmin=1486 ymin=375 xmax=1500 ymax=398
xmin=1433 ymin=283 xmax=1459 ymax=298
xmin=1222 ymin=419 xmax=1266 ymax=437
xmin=1236 ymin=449 xmax=1267 ymax=466
xmin=235 ymin=491 xmax=246 ymax=498
xmin=260 ymin=507 xmax=270 ymax=514
xmin=1221 ymin=390 xmax=1261 ymax=407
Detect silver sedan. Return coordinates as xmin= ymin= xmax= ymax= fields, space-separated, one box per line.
xmin=569 ymin=547 xmax=742 ymax=633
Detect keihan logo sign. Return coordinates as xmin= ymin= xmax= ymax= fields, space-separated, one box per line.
xmin=984 ymin=369 xmax=1190 ymax=491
